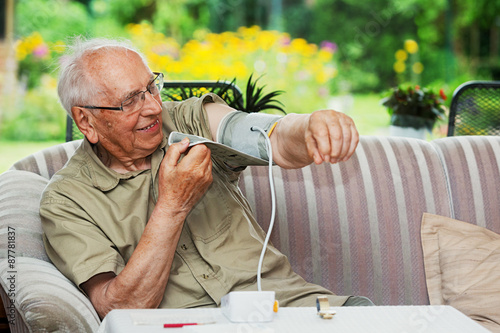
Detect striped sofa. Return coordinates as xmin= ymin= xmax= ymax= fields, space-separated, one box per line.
xmin=1 ymin=135 xmax=499 ymax=332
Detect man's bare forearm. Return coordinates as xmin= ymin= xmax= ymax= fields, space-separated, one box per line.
xmin=83 ymin=204 xmax=186 ymax=318
xmin=270 ymin=113 xmax=312 ymax=169
xmin=270 ymin=110 xmax=359 ymax=169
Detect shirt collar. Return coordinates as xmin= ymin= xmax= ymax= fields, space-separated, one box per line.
xmin=82 ymin=136 xmax=167 ymax=191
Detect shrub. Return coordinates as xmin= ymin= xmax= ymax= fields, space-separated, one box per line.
xmin=1 ymin=75 xmax=66 ymax=141
xmin=15 ymin=32 xmax=65 ymax=89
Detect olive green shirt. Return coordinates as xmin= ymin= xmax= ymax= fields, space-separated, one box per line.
xmin=40 ymin=94 xmax=348 ymax=308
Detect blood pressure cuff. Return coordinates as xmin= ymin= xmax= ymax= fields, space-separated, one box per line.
xmin=216 ymin=111 xmax=283 ymax=161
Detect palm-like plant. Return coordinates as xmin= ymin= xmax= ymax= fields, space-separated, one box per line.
xmin=231 ymin=74 xmax=285 ymax=114
xmin=162 ymin=74 xmax=286 ymax=114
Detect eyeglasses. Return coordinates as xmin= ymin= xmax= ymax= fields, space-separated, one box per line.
xmin=78 ymin=72 xmax=164 ymax=113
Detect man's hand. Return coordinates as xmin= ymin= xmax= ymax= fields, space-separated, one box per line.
xmin=82 ymin=138 xmax=214 ymax=319
xmin=304 ymin=110 xmax=359 ymax=165
xmin=158 ymin=138 xmax=213 ymax=216
xmin=271 ymin=110 xmax=359 ymax=169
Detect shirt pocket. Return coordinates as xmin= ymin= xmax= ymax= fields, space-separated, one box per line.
xmin=185 ymin=176 xmax=232 ymax=243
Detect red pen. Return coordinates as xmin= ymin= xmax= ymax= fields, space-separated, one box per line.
xmin=163 ymin=322 xmax=215 ymax=328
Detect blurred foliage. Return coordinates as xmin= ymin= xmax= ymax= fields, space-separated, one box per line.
xmin=128 ymin=23 xmax=337 ymax=113
xmin=1 ymin=75 xmax=66 ymax=141
xmin=15 ymin=0 xmax=91 ymax=42
xmin=11 ymin=0 xmax=499 ymax=93
xmin=309 ymin=0 xmax=497 ymax=93
xmin=3 ymin=0 xmax=499 ymax=141
xmin=91 ymin=0 xmax=210 ymax=43
xmin=15 ymin=32 xmax=65 ymax=88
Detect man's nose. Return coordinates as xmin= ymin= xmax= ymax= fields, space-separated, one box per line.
xmin=141 ymin=90 xmax=162 ymax=113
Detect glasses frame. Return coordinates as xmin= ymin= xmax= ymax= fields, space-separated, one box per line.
xmin=78 ymin=72 xmax=163 ymax=113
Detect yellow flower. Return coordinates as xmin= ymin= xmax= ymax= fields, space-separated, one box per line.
xmin=394 ymin=61 xmax=406 ymax=73
xmin=257 ymin=31 xmax=280 ymax=51
xmin=52 ymin=41 xmax=66 ymax=54
xmin=404 ymin=39 xmax=418 ymax=54
xmin=412 ymin=62 xmax=424 ymax=74
xmin=127 ymin=23 xmax=143 ymax=36
xmin=168 ymin=61 xmax=183 ymax=74
xmin=15 ymin=40 xmax=28 ymax=61
xmin=315 ymin=72 xmax=329 ymax=84
xmin=122 ymin=22 xmax=338 ymax=112
xmin=395 ymin=49 xmax=407 ymax=61
xmin=318 ymin=49 xmax=333 ymax=62
xmin=290 ymin=38 xmax=309 ymax=54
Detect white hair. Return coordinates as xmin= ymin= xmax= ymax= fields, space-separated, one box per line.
xmin=57 ymin=36 xmax=149 ymax=118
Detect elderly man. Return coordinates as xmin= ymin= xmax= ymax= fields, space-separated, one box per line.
xmin=40 ymin=37 xmax=371 ymax=319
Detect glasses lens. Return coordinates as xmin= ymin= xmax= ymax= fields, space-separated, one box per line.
xmin=152 ymin=73 xmax=163 ymax=95
xmin=121 ymin=73 xmax=163 ymax=113
xmin=121 ymin=92 xmax=145 ymax=113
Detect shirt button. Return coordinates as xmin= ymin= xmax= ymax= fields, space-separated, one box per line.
xmin=180 ymin=244 xmax=187 ymax=250
xmin=202 ymin=274 xmax=209 ymax=279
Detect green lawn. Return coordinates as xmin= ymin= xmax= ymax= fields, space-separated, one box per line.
xmin=0 ymin=94 xmax=391 ymax=174
xmin=348 ymin=94 xmax=390 ymax=136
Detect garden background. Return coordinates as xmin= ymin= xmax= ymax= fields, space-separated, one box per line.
xmin=0 ymin=0 xmax=499 ymax=173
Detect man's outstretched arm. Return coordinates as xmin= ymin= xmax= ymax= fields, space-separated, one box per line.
xmin=205 ymin=103 xmax=359 ymax=169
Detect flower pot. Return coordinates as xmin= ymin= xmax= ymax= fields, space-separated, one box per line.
xmin=389 ymin=125 xmax=426 ymax=139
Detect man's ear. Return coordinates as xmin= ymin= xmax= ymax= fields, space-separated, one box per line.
xmin=71 ymin=106 xmax=99 ymax=144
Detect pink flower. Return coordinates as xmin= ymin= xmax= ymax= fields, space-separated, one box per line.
xmin=320 ymin=41 xmax=337 ymax=53
xmin=33 ymin=44 xmax=49 ymax=58
xmin=280 ymin=35 xmax=291 ymax=46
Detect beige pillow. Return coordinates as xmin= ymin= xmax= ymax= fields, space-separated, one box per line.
xmin=421 ymin=213 xmax=500 ymax=332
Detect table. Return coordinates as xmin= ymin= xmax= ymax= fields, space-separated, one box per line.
xmin=98 ymin=305 xmax=489 ymax=333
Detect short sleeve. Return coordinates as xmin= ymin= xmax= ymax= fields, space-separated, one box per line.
xmin=162 ymin=93 xmax=245 ymax=179
xmin=40 ymin=189 xmax=125 ymax=291
xmin=162 ymin=93 xmax=228 ymax=139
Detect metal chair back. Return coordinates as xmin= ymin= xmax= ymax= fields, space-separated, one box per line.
xmin=65 ymin=81 xmax=242 ymax=142
xmin=447 ymin=81 xmax=500 ymax=136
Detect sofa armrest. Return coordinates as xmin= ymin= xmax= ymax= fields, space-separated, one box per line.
xmin=0 ymin=257 xmax=100 ymax=332
xmin=0 ymin=168 xmax=100 ymax=331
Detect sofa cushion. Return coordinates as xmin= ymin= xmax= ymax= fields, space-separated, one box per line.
xmin=421 ymin=213 xmax=500 ymax=332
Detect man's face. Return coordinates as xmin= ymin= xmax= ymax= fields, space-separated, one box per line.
xmin=84 ymin=48 xmax=164 ymax=162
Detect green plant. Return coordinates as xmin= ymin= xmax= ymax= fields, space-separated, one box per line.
xmin=162 ymin=74 xmax=286 ymax=114
xmin=230 ymin=74 xmax=285 ymax=114
xmin=380 ymin=84 xmax=447 ymax=131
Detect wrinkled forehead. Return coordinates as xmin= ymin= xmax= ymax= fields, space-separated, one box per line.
xmin=82 ymin=47 xmax=150 ymax=101
xmin=83 ymin=46 xmax=146 ymax=79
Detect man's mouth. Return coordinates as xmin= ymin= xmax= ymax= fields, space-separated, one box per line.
xmin=138 ymin=119 xmax=159 ymax=131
